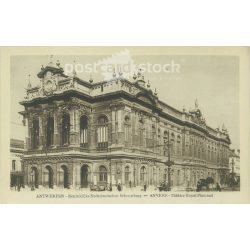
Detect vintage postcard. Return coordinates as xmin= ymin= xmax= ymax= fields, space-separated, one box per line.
xmin=0 ymin=46 xmax=249 ymax=203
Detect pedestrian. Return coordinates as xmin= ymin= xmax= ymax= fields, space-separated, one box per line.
xmin=216 ymin=183 xmax=221 ymax=192
xmin=117 ymin=183 xmax=121 ymax=191
xmin=129 ymin=180 xmax=132 ymax=188
xmin=144 ymin=183 xmax=147 ymax=192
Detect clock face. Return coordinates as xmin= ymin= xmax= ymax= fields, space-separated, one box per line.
xmin=44 ymin=80 xmax=56 ymax=95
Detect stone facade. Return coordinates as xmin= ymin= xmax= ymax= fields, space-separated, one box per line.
xmin=10 ymin=139 xmax=24 ymax=189
xmin=19 ymin=59 xmax=231 ymax=190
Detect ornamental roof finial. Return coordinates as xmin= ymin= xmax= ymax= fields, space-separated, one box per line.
xmin=56 ymin=59 xmax=61 ymax=68
xmin=118 ymin=68 xmax=123 ymax=77
xmin=89 ymin=74 xmax=93 ymax=83
xmin=112 ymin=68 xmax=116 ymax=78
xmin=147 ymin=80 xmax=151 ymax=89
xmin=195 ymin=98 xmax=199 ymax=109
xmin=49 ymin=55 xmax=53 ymax=66
xmin=27 ymin=74 xmax=32 ymax=89
xmin=72 ymin=60 xmax=77 ymax=77
xmin=154 ymin=88 xmax=158 ymax=96
xmin=133 ymin=72 xmax=137 ymax=80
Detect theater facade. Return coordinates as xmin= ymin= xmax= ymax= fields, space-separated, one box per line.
xmin=19 ymin=59 xmax=231 ymax=190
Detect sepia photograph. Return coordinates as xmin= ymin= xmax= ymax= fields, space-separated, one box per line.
xmin=1 ymin=46 xmax=249 ymax=203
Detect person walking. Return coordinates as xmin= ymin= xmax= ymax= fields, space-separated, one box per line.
xmin=216 ymin=182 xmax=221 ymax=192
xmin=117 ymin=183 xmax=122 ymax=191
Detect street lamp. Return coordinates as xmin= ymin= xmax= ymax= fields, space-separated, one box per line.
xmin=231 ymin=158 xmax=235 ymax=174
xmin=30 ymin=170 xmax=35 ymax=191
xmin=164 ymin=130 xmax=174 ymax=190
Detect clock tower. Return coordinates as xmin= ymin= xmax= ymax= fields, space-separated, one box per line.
xmin=37 ymin=56 xmax=66 ymax=96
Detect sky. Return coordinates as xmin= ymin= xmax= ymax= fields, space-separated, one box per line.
xmin=10 ymin=48 xmax=239 ymax=149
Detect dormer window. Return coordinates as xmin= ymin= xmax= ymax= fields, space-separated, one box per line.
xmin=46 ymin=71 xmax=52 ymax=78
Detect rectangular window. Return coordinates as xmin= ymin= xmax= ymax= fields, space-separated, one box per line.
xmin=125 ymin=172 xmax=130 ymax=182
xmin=80 ymin=129 xmax=88 ymax=143
xmin=125 ymin=126 xmax=129 ymax=142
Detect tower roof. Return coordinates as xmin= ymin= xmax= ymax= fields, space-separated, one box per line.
xmin=37 ymin=56 xmax=64 ymax=78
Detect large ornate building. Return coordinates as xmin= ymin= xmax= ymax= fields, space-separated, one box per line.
xmin=19 ymin=58 xmax=231 ymax=190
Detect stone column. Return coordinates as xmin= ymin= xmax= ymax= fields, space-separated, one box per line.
xmin=69 ymin=108 xmax=77 ymax=146
xmin=111 ymin=109 xmax=116 ymax=145
xmin=75 ymin=109 xmax=80 ymax=146
xmin=26 ymin=117 xmax=32 ymax=150
xmin=89 ymin=113 xmax=95 ymax=150
xmin=117 ymin=109 xmax=123 ymax=145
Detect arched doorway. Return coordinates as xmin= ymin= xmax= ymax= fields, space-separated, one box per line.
xmin=140 ymin=166 xmax=146 ymax=186
xmin=44 ymin=166 xmax=54 ymax=189
xmin=81 ymin=165 xmax=89 ymax=188
xmin=31 ymin=167 xmax=39 ymax=189
xmin=61 ymin=165 xmax=69 ymax=188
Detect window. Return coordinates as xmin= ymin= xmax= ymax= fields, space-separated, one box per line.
xmin=80 ymin=116 xmax=88 ymax=147
xmin=99 ymin=166 xmax=107 ymax=182
xmin=62 ymin=113 xmax=70 ymax=145
xmin=152 ymin=125 xmax=156 ymax=149
xmin=138 ymin=119 xmax=144 ymax=146
xmin=31 ymin=117 xmax=39 ymax=149
xmin=208 ymin=146 xmax=211 ymax=161
xmin=171 ymin=133 xmax=175 ymax=155
xmin=97 ymin=115 xmax=108 ymax=148
xmin=124 ymin=116 xmax=130 ymax=142
xmin=140 ymin=166 xmax=146 ymax=181
xmin=158 ymin=128 xmax=161 ymax=140
xmin=177 ymin=135 xmax=181 ymax=155
xmin=125 ymin=166 xmax=130 ymax=182
xmin=189 ymin=139 xmax=193 ymax=157
xmin=12 ymin=160 xmax=16 ymax=171
xmin=46 ymin=116 xmax=54 ymax=147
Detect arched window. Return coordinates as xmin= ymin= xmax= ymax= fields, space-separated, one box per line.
xmin=140 ymin=166 xmax=146 ymax=182
xmin=177 ymin=135 xmax=181 ymax=155
xmin=151 ymin=125 xmax=156 ymax=149
xmin=62 ymin=113 xmax=70 ymax=145
xmin=171 ymin=133 xmax=175 ymax=155
xmin=80 ymin=116 xmax=88 ymax=147
xmin=44 ymin=165 xmax=53 ymax=188
xmin=138 ymin=119 xmax=144 ymax=146
xmin=99 ymin=166 xmax=107 ymax=182
xmin=157 ymin=128 xmax=161 ymax=153
xmin=46 ymin=116 xmax=54 ymax=147
xmin=97 ymin=115 xmax=108 ymax=148
xmin=31 ymin=117 xmax=39 ymax=149
xmin=208 ymin=146 xmax=211 ymax=161
xmin=125 ymin=166 xmax=130 ymax=183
